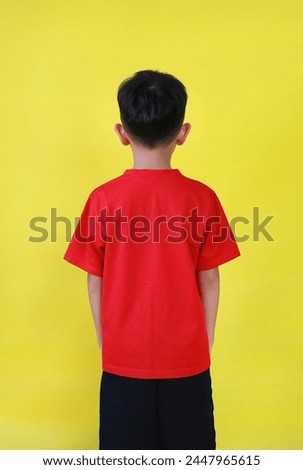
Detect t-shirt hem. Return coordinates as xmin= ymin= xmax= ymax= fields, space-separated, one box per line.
xmin=102 ymin=361 xmax=211 ymax=379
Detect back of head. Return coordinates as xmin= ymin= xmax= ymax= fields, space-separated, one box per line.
xmin=117 ymin=70 xmax=188 ymax=149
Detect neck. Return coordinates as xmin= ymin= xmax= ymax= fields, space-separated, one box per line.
xmin=130 ymin=141 xmax=176 ymax=169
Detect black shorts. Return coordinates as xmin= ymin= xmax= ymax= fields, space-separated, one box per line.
xmin=99 ymin=368 xmax=216 ymax=450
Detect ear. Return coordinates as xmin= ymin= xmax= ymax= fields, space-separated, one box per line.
xmin=114 ymin=123 xmax=130 ymax=146
xmin=176 ymin=123 xmax=191 ymax=146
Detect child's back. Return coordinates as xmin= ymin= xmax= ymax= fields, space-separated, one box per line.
xmin=65 ymin=167 xmax=239 ymax=379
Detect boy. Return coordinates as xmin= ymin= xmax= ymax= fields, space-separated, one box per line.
xmin=63 ymin=70 xmax=241 ymax=450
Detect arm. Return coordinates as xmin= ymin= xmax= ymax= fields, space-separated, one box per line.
xmin=87 ymin=273 xmax=102 ymax=349
xmin=197 ymin=267 xmax=220 ymax=354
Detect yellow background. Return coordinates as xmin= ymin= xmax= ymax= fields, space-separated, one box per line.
xmin=1 ymin=0 xmax=302 ymax=450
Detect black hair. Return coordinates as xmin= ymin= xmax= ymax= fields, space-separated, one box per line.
xmin=117 ymin=69 xmax=188 ymax=149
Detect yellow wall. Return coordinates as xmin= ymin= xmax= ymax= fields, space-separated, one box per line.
xmin=1 ymin=0 xmax=302 ymax=450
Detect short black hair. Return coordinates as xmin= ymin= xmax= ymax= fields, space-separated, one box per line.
xmin=117 ymin=69 xmax=187 ymax=149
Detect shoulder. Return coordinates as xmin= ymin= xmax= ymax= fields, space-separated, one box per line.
xmin=179 ymin=172 xmax=217 ymax=198
xmin=88 ymin=173 xmax=126 ymax=200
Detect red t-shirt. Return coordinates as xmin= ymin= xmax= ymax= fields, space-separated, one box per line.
xmin=64 ymin=168 xmax=241 ymax=379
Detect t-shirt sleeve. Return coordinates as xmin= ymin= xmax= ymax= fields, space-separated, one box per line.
xmin=63 ymin=193 xmax=105 ymax=276
xmin=195 ymin=190 xmax=241 ymax=270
